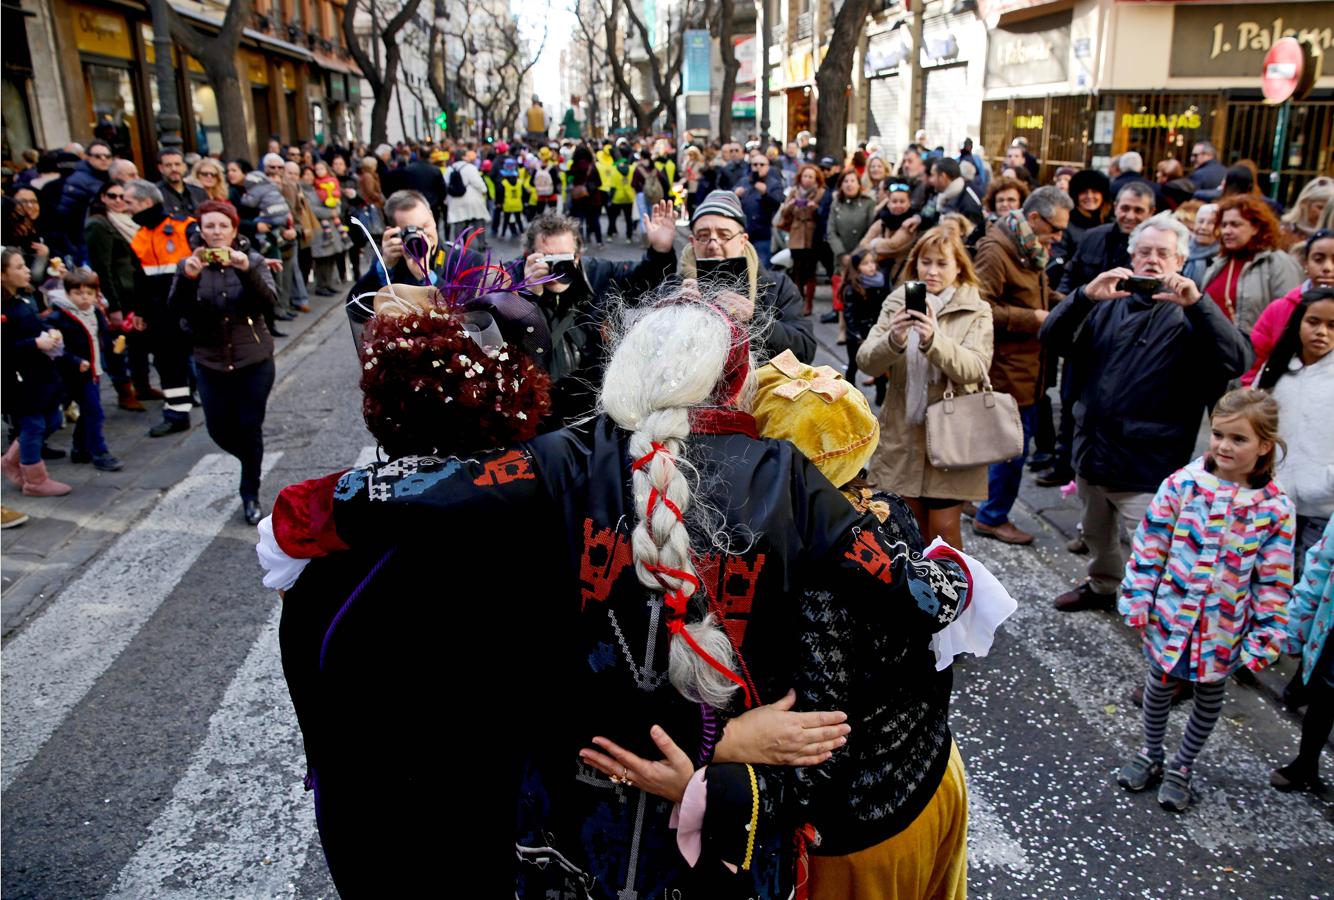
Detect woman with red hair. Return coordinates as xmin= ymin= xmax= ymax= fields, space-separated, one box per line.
xmin=168 ymin=199 xmax=279 ymax=523
xmin=1200 ymin=194 xmax=1303 ymax=336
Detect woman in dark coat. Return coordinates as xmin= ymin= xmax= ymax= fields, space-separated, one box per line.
xmin=167 ymin=199 xmax=278 ymax=524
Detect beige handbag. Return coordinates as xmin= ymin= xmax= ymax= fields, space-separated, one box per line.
xmin=925 ymin=376 xmax=1024 ymax=470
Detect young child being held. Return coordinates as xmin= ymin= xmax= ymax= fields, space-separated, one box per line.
xmin=1116 ymin=388 xmax=1296 ymax=812
xmin=47 ymin=268 xmax=122 ymax=471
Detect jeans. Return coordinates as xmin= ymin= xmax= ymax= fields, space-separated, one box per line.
xmin=196 ymin=358 xmax=275 ymax=501
xmin=976 ymin=403 xmax=1037 ymax=527
xmin=751 ymin=239 xmax=772 ymax=270
xmin=71 ymin=378 xmax=108 ymax=457
xmin=16 ymin=407 xmax=63 ymax=465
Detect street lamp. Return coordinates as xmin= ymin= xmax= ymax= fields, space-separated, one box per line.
xmin=148 ymin=0 xmax=184 ymax=151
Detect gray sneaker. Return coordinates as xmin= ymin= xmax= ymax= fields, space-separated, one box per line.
xmin=1117 ymin=753 xmax=1164 ymax=792
xmin=1158 ymin=768 xmax=1195 ymax=811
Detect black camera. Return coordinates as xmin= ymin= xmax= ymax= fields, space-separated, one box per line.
xmin=1116 ymin=276 xmax=1162 ymax=295
xmin=399 ymin=225 xmax=429 ymax=258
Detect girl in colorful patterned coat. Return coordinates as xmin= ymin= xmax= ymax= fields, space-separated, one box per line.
xmin=1116 ymin=388 xmax=1296 ymax=812
xmin=1271 ymin=518 xmax=1333 ymax=794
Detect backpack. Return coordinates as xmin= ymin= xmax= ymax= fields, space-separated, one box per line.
xmin=642 ymin=166 xmax=665 ymax=205
xmin=447 ymin=165 xmax=467 ymax=198
xmin=533 ymin=167 xmax=554 ymax=197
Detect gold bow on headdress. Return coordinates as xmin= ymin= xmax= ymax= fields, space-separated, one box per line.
xmin=768 ymin=349 xmax=850 ymax=403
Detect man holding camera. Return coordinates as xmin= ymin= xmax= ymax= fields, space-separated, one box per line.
xmin=343 ymin=189 xmax=485 ymax=340
xmin=734 ymin=151 xmax=785 ymax=268
xmin=510 ymin=203 xmax=679 ymax=422
xmin=1040 ymin=212 xmax=1251 ymax=612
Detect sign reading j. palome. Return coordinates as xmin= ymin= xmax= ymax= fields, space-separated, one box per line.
xmin=1170 ymin=2 xmax=1334 ymax=77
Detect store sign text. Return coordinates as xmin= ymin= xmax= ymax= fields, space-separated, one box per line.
xmin=1121 ymin=112 xmax=1203 ymax=130
xmin=1014 ymin=115 xmax=1044 ymax=129
xmin=1210 ymin=18 xmax=1333 ymax=60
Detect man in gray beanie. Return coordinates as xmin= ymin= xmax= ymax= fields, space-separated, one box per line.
xmin=684 ymin=189 xmax=815 ymax=362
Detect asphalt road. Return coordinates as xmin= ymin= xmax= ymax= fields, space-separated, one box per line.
xmin=2 ymin=229 xmax=1331 ymax=899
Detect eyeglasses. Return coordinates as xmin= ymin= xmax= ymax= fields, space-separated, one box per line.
xmin=1133 ymin=246 xmax=1178 ymax=261
xmin=1035 ymin=212 xmax=1066 ymax=236
xmin=16 ymin=198 xmax=39 ymax=206
xmin=692 ymin=230 xmax=741 ymax=245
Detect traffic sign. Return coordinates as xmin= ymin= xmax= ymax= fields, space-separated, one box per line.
xmin=1261 ymin=37 xmax=1317 ymax=104
xmin=434 ymin=110 xmax=448 ymax=129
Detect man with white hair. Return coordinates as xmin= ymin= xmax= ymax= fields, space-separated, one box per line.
xmin=1040 ymin=212 xmax=1251 ymax=612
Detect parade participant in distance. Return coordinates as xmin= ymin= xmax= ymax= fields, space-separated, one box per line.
xmin=683 ymin=189 xmax=815 ymax=362
xmin=1041 ymin=212 xmax=1252 ymax=612
xmin=1117 ymin=389 xmax=1294 ymax=812
xmin=857 ymin=227 xmax=994 ymax=547
xmin=168 ymin=200 xmax=279 ymax=524
xmin=265 ymin=278 xmax=971 ymax=898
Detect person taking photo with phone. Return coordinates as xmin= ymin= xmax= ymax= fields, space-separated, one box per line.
xmin=1040 ymin=211 xmax=1252 ymax=614
xmin=856 ymin=227 xmax=994 ymax=547
xmin=168 ymin=200 xmax=279 ymax=525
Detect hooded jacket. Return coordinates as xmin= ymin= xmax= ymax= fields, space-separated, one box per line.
xmin=1271 ymin=350 xmax=1334 ymax=518
xmin=1040 ymin=286 xmax=1251 ymax=493
xmin=167 ymin=239 xmax=277 ymax=372
xmin=1120 ymin=457 xmax=1294 ymax=683
xmin=1287 ymin=522 xmax=1333 ymax=685
xmin=241 ymin=172 xmax=292 ymax=231
xmin=48 ymin=293 xmax=111 ymax=386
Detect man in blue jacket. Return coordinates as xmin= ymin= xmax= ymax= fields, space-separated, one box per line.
xmin=53 ymin=141 xmax=113 ymax=265
xmin=734 ymin=151 xmax=784 ymax=268
xmin=1187 ymin=141 xmax=1226 ymax=192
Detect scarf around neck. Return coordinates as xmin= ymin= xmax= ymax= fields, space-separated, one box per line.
xmin=1000 ymin=209 xmax=1048 ymax=270
xmin=107 ymin=210 xmax=141 ymax=244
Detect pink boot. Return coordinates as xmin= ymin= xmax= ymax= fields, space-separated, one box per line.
xmin=20 ymin=462 xmax=71 ymax=497
xmin=2 ymin=441 xmax=21 ymax=487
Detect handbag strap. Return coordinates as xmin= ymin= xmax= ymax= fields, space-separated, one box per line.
xmin=942 ymin=372 xmax=993 ymax=400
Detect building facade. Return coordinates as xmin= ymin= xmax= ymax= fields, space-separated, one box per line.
xmin=3 ymin=0 xmax=360 ymax=169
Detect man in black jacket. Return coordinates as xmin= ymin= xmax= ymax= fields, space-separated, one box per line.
xmin=156 ymin=148 xmax=208 ymax=221
xmin=511 ymin=207 xmax=679 ymax=423
xmin=920 ymin=157 xmax=984 ymax=228
xmin=1040 ymin=212 xmax=1250 ymax=612
xmin=1187 ymin=141 xmax=1226 ymax=192
xmin=1056 ymin=182 xmax=1155 ymax=296
xmin=686 ymin=189 xmax=815 ymax=363
xmin=344 ymin=190 xmax=484 ymax=341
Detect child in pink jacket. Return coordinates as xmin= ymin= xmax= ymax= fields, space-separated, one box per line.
xmin=1242 ymin=230 xmax=1333 ymax=385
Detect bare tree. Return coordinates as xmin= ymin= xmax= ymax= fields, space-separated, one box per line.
xmin=714 ymin=0 xmax=740 ymax=143
xmin=447 ymin=4 xmax=547 ymax=142
xmin=344 ymin=0 xmax=424 ymax=146
xmin=594 ymin=0 xmax=653 ymax=135
xmin=620 ymin=0 xmax=716 ymax=136
xmin=570 ymin=0 xmax=607 ymax=137
xmin=814 ymin=0 xmax=872 ymax=162
xmin=166 ymin=0 xmax=254 ymax=158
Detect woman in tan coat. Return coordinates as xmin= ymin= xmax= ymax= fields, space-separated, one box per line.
xmin=857 ymin=227 xmax=994 ymax=547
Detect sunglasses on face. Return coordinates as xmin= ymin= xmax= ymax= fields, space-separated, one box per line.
xmin=199 ymin=171 xmax=218 ymax=178
xmin=89 ymin=153 xmax=112 ymax=160
xmin=104 ymin=192 xmax=124 ymax=200
xmin=888 ymin=183 xmax=910 ymax=193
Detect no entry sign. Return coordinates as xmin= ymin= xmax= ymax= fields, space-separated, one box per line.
xmin=1261 ymin=37 xmax=1317 ymax=104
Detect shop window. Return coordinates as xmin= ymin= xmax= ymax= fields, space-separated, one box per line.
xmin=190 ymin=81 xmax=223 ymax=156
xmin=312 ymin=103 xmax=325 ymax=145
xmin=1223 ymin=98 xmax=1334 ymax=208
xmin=82 ymin=62 xmax=140 ymax=163
xmin=2 ymin=76 xmax=36 ymax=160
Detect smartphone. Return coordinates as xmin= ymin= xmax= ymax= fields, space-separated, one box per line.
xmin=904 ymin=281 xmax=927 ymax=315
xmin=202 ymin=248 xmax=230 ymax=265
xmin=1116 ymin=276 xmax=1162 ymax=295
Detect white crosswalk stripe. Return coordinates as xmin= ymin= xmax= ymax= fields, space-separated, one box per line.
xmin=0 ymin=452 xmax=282 ymax=792
xmin=104 ymin=604 xmax=315 ymax=900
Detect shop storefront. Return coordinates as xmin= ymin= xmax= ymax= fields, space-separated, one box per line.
xmin=863 ymin=28 xmax=909 ymax=157
xmin=1100 ymin=1 xmax=1334 ymax=204
xmin=68 ymin=2 xmax=149 ymax=164
xmin=979 ymin=8 xmax=1088 ymax=176
xmin=781 ymin=50 xmax=815 ymax=143
xmin=3 ymin=1 xmax=39 ymax=160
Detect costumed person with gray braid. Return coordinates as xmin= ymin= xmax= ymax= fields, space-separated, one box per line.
xmin=263 ymin=279 xmax=972 ymax=897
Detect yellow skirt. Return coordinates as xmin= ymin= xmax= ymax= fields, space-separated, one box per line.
xmin=808 ymin=740 xmax=968 ymax=900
